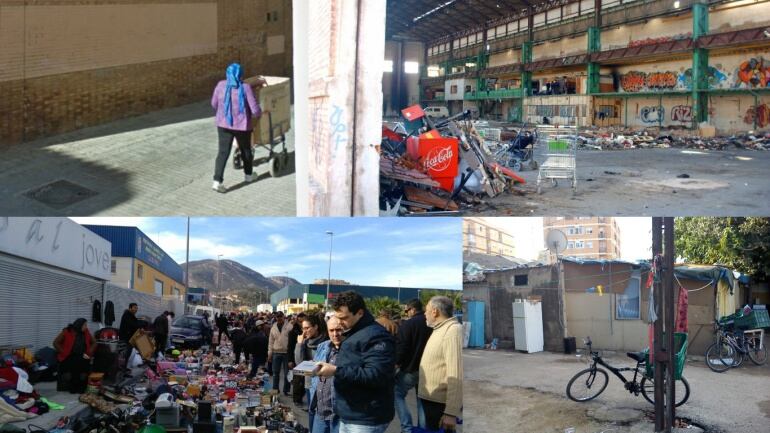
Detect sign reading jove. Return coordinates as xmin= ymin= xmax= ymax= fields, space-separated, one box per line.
xmin=0 ymin=217 xmax=112 ymax=280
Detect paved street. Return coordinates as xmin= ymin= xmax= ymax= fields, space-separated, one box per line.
xmin=480 ymin=147 xmax=770 ymax=216
xmin=0 ymin=102 xmax=295 ymax=216
xmin=464 ymin=348 xmax=770 ymax=432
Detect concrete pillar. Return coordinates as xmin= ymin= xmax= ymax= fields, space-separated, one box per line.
xmin=294 ymin=0 xmax=385 ymax=216
xmin=587 ymin=27 xmax=601 ymax=95
xmin=293 ymin=0 xmax=310 ymax=216
xmin=692 ymin=3 xmax=710 ymax=125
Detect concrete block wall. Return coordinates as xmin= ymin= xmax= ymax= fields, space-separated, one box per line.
xmin=0 ymin=0 xmax=293 ymax=146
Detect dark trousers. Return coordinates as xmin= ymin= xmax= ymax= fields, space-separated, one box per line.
xmin=291 ymin=373 xmax=304 ymax=404
xmin=234 ymin=345 xmax=248 ymax=364
xmin=217 ymin=328 xmax=230 ymax=345
xmin=214 ymin=127 xmax=253 ymax=182
xmin=249 ymin=355 xmax=267 ymax=378
xmin=59 ymin=354 xmax=90 ymax=394
xmin=271 ymin=353 xmax=290 ymax=394
xmin=419 ymin=399 xmax=448 ymax=432
xmin=154 ymin=333 xmax=167 ymax=357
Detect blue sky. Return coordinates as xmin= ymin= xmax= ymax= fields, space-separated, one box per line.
xmin=72 ymin=217 xmax=462 ymax=290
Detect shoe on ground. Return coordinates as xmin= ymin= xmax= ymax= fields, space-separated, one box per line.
xmin=212 ymin=181 xmax=226 ymax=193
xmin=244 ymin=173 xmax=255 ymax=183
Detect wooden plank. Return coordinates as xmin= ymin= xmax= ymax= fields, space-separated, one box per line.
xmin=403 ymin=185 xmax=459 ymax=211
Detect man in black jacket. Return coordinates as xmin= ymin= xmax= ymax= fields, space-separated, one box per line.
xmin=152 ymin=311 xmax=170 ymax=359
xmin=394 ymin=299 xmax=433 ymax=433
xmin=215 ymin=313 xmax=230 ymax=346
xmin=288 ymin=313 xmax=306 ymax=405
xmin=118 ymin=303 xmax=139 ymax=373
xmin=244 ymin=320 xmax=269 ymax=378
xmin=316 ymin=291 xmax=395 ymax=433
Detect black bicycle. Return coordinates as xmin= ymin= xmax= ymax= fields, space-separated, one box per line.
xmin=704 ymin=322 xmax=768 ymax=372
xmin=566 ymin=337 xmax=690 ymax=407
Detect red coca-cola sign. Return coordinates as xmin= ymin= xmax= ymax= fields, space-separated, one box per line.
xmin=418 ymin=137 xmax=459 ymax=192
xmin=424 ymin=146 xmax=454 ymax=172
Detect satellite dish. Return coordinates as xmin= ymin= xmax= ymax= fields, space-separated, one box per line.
xmin=546 ymin=229 xmax=568 ymax=255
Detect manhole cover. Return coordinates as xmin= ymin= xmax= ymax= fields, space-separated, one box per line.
xmin=25 ymin=179 xmax=97 ymax=209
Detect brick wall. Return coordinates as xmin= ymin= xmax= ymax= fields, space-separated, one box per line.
xmin=0 ymin=0 xmax=292 ymax=146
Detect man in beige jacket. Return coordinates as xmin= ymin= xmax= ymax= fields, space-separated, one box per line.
xmin=268 ymin=311 xmax=293 ymax=395
xmin=418 ymin=296 xmax=462 ymax=432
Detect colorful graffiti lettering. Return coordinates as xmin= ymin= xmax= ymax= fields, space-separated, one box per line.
xmin=640 ymin=106 xmax=664 ymax=123
xmin=744 ymin=103 xmax=770 ymax=128
xmin=646 ymin=72 xmax=677 ymax=90
xmin=627 ymin=33 xmax=691 ymax=48
xmin=678 ymin=66 xmax=728 ymax=90
xmin=620 ymin=71 xmax=646 ymax=92
xmin=735 ymin=57 xmax=770 ymax=89
xmin=671 ymin=105 xmax=693 ymax=123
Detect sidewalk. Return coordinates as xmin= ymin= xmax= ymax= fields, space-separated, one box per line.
xmin=0 ymin=102 xmax=296 ymax=216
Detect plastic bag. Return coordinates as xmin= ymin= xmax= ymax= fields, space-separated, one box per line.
xmin=128 ymin=349 xmax=143 ymax=368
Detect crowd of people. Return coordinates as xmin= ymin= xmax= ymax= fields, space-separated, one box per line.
xmin=50 ymin=291 xmax=462 ymax=433
xmin=210 ymin=291 xmax=463 ymax=433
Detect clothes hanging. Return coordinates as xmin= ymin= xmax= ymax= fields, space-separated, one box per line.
xmin=104 ymin=301 xmax=115 ymax=326
xmin=675 ymin=285 xmax=689 ymax=333
xmin=92 ymin=300 xmax=102 ymax=323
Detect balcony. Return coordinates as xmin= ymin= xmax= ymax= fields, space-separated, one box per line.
xmin=464 ymin=88 xmax=523 ymax=100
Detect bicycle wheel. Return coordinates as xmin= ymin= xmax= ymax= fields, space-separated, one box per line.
xmin=566 ymin=367 xmax=609 ymax=402
xmin=640 ymin=375 xmax=691 ymax=407
xmin=705 ymin=341 xmax=735 ymax=372
xmin=747 ymin=336 xmax=768 ymax=366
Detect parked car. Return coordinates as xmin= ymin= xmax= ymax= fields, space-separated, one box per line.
xmin=169 ymin=315 xmax=211 ymax=348
xmin=424 ymin=106 xmax=449 ymax=119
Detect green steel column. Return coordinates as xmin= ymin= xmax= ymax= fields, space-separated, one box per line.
xmin=587 ymin=27 xmax=601 ymax=95
xmin=519 ymin=41 xmax=533 ymax=123
xmin=692 ymin=3 xmax=709 ymax=124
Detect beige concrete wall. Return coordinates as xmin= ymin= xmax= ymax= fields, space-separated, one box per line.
xmin=533 ymin=34 xmax=586 ymax=60
xmin=111 ymin=257 xmax=134 ymax=290
xmin=601 ymin=15 xmax=693 ymax=51
xmin=0 ymin=3 xmax=218 ymax=82
xmin=489 ymin=49 xmax=520 ymax=68
xmin=710 ymin=1 xmax=770 ymax=33
xmin=565 ymin=292 xmax=648 ymax=351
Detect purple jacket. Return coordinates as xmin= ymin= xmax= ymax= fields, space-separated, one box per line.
xmin=211 ymin=80 xmax=261 ymax=131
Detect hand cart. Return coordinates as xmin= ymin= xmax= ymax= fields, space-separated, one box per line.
xmin=233 ymin=111 xmax=291 ymax=178
xmin=536 ymin=125 xmax=577 ymax=194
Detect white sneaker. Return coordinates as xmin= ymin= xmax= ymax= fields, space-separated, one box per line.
xmin=212 ymin=181 xmax=226 ymax=193
xmin=244 ymin=173 xmax=254 ymax=183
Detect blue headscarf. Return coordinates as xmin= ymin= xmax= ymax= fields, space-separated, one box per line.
xmin=223 ymin=63 xmax=246 ymax=127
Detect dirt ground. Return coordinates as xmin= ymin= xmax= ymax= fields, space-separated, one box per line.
xmin=463 ymin=348 xmax=770 ymax=433
xmin=473 ymin=147 xmax=770 ymax=216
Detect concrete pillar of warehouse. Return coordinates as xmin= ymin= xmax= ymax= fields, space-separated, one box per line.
xmin=586 ymin=27 xmax=601 ymax=95
xmin=293 ymin=0 xmax=386 ymax=216
xmin=691 ymin=3 xmax=710 ymax=126
xmin=519 ymin=41 xmax=533 ymax=122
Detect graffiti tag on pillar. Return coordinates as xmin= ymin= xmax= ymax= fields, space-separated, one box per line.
xmin=671 ymin=105 xmax=693 ymax=123
xmin=329 ymin=105 xmax=348 ymax=150
xmin=640 ymin=106 xmax=664 ymax=123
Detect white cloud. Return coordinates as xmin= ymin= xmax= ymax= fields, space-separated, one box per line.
xmin=151 ymin=231 xmax=259 ymax=263
xmin=267 ymin=234 xmax=293 ymax=252
xmin=333 ymin=227 xmax=376 ymax=239
xmin=254 ymin=262 xmax=312 ymax=276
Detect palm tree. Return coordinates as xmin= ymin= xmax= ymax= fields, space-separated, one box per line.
xmin=366 ymin=296 xmax=403 ymax=319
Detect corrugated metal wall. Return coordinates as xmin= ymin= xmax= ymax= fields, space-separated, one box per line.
xmin=104 ymin=283 xmax=180 ymax=327
xmin=0 ymin=254 xmax=183 ymax=352
xmin=0 ymin=254 xmax=103 ymax=350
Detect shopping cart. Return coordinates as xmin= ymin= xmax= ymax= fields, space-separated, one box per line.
xmin=536 ymin=125 xmax=577 ymax=194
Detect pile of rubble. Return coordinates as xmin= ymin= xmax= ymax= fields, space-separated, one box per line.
xmin=577 ymin=127 xmax=770 ymax=151
xmin=380 ymin=106 xmax=526 ymax=215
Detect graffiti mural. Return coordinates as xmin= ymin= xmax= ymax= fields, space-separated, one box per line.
xmin=640 ymin=106 xmax=664 ymax=123
xmin=678 ymin=66 xmax=728 ymax=90
xmin=620 ymin=71 xmax=678 ymax=92
xmin=671 ymin=105 xmax=693 ymax=123
xmin=646 ymin=72 xmax=678 ymax=90
xmin=735 ymin=57 xmax=770 ymax=89
xmin=744 ymin=103 xmax=770 ymax=128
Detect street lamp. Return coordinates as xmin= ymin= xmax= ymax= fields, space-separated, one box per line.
xmin=325 ymin=231 xmax=334 ymax=311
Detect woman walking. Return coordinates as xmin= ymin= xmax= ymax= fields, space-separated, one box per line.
xmin=210 ymin=63 xmax=266 ymax=192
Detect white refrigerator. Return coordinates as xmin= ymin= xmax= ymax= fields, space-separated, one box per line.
xmin=513 ymin=299 xmax=544 ymax=353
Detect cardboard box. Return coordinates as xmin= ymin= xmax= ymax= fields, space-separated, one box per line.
xmin=243 ymin=76 xmax=291 ymax=145
xmin=129 ymin=330 xmax=155 ymax=360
